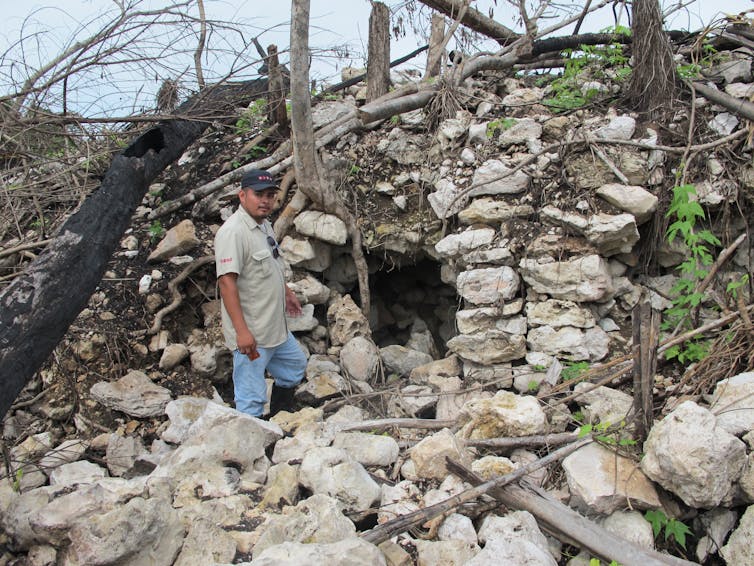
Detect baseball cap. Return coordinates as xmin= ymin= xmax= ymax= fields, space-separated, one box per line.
xmin=241 ymin=169 xmax=279 ymax=191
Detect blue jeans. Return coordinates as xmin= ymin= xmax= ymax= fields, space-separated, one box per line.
xmin=232 ymin=332 xmax=306 ymax=417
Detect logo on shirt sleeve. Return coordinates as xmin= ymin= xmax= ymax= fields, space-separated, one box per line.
xmin=220 ymin=257 xmax=233 ymax=264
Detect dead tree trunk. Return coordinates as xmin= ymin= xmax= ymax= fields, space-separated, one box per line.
xmin=267 ymin=44 xmax=289 ymax=136
xmin=632 ymin=290 xmax=659 ymax=440
xmin=0 ymin=80 xmax=270 ymax=418
xmin=367 ymin=2 xmax=391 ymax=103
xmin=425 ymin=13 xmax=446 ymax=78
xmin=628 ymin=0 xmax=677 ymax=117
xmin=290 ymin=0 xmax=371 ymax=316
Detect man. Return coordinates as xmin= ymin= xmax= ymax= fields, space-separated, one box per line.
xmin=214 ymin=168 xmax=307 ymax=418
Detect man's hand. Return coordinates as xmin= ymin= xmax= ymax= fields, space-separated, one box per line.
xmin=236 ymin=328 xmax=259 ymax=360
xmin=285 ymin=285 xmax=303 ymax=317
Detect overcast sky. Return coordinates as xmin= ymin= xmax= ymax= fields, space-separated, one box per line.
xmin=2 ymin=0 xmax=753 ymax=116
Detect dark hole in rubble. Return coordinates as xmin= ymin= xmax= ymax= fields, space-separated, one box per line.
xmin=366 ymin=257 xmax=458 ymax=354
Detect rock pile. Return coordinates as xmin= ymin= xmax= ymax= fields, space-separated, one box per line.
xmin=3 ymin=35 xmax=754 ymax=566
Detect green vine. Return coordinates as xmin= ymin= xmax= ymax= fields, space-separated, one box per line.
xmin=662 ymin=184 xmax=720 ymax=363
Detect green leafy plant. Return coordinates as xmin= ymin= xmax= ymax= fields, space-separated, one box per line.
xmin=148 ymin=220 xmax=165 ymax=242
xmin=234 ymin=99 xmax=267 ymax=134
xmin=543 ymin=35 xmax=631 ymax=112
xmin=527 ymin=379 xmax=540 ymax=393
xmin=561 ymin=361 xmax=590 ymax=382
xmin=486 ymin=118 xmax=517 ymax=138
xmin=248 ymin=145 xmax=267 ymax=158
xmin=662 ymin=184 xmax=720 ymax=363
xmin=12 ymin=468 xmax=23 ymax=492
xmin=726 ymin=274 xmax=750 ymax=300
xmin=676 ymin=41 xmax=719 ymax=79
xmin=645 ymin=510 xmax=693 ymax=550
xmin=579 ymin=420 xmax=637 ymax=446
xmin=589 ymin=559 xmax=620 ymax=566
xmin=348 ymin=164 xmax=361 ymax=177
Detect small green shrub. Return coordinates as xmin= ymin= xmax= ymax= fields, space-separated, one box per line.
xmin=561 ymin=361 xmax=590 ymax=382
xmin=148 ymin=220 xmax=165 ymax=242
xmin=486 ymin=118 xmax=517 ymax=138
xmin=644 ymin=509 xmax=693 ymax=550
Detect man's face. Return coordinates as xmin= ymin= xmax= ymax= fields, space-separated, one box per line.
xmin=238 ymin=187 xmax=278 ymax=221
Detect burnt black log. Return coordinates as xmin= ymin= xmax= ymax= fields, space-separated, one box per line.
xmin=0 ymin=79 xmax=269 ymax=418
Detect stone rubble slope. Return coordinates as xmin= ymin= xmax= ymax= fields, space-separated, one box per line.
xmin=3 ymin=39 xmax=754 ymax=566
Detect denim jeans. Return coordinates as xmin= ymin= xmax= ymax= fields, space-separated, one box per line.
xmin=232 ymin=332 xmax=306 ymax=417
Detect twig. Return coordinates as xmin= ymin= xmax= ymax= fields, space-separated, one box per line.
xmin=590 ymin=143 xmax=629 ymax=184
xmin=0 ymin=238 xmax=53 ymax=259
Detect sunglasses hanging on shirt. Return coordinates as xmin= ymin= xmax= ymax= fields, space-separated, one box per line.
xmin=266 ymin=235 xmax=280 ymax=259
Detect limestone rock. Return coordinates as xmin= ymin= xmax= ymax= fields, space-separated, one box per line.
xmin=327 ymin=294 xmax=371 ymax=346
xmin=250 ymin=537 xmax=386 ymax=566
xmin=721 ymin=505 xmax=754 ymax=566
xmin=447 ymin=331 xmax=527 ymax=364
xmin=293 ymin=211 xmax=348 ymax=245
xmin=710 ymin=371 xmax=754 ymax=435
xmin=641 ymin=401 xmax=746 ymax=508
xmin=414 ymin=540 xmax=480 ymax=565
xmin=458 ymin=197 xmax=534 ymax=225
xmin=332 ymin=432 xmax=399 ymax=467
xmin=468 ymin=159 xmax=529 ymax=197
xmin=434 ymin=227 xmax=496 ymax=258
xmin=458 ymin=391 xmax=547 ymax=439
xmin=62 ymin=496 xmax=184 ymax=566
xmin=410 ymin=428 xmax=474 ymax=480
xmin=526 ymin=299 xmax=595 ymax=328
xmin=173 ymin=517 xmax=236 ymax=566
xmin=596 ymin=183 xmax=658 ymax=224
xmin=147 ymin=219 xmax=200 ymax=263
xmin=339 ymin=336 xmax=380 ymax=382
xmin=380 ymin=344 xmax=433 ymax=377
xmin=253 ymin=494 xmax=356 ymax=557
xmin=519 ymin=254 xmax=613 ymax=303
xmin=298 ymin=447 xmax=380 ymax=512
xmin=90 ymin=370 xmax=172 ymax=418
xmin=563 ymin=442 xmax=660 ymax=514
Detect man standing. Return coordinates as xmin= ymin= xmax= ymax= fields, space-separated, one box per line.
xmin=215 ymin=169 xmax=307 ymax=418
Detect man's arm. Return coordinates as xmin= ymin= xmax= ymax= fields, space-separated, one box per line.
xmin=218 ymin=273 xmax=257 ymax=357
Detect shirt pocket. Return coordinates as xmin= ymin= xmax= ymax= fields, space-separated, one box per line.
xmin=251 ymin=248 xmax=273 ymax=279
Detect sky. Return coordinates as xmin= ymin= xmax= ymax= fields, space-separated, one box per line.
xmin=2 ymin=0 xmax=753 ymax=117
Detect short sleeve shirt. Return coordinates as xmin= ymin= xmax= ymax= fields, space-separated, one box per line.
xmin=214 ymin=207 xmax=287 ymax=349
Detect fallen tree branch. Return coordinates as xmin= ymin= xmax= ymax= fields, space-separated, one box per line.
xmin=360 ymin=436 xmax=591 ymax=545
xmin=448 ymin=460 xmax=698 ymax=566
xmin=338 ymin=418 xmax=456 ymax=432
xmin=691 ymin=80 xmax=754 ymax=122
xmin=464 ymin=431 xmax=579 ymax=451
xmin=418 ymin=0 xmax=519 ymax=45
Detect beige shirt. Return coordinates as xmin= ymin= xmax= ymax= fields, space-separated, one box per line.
xmin=214 ymin=207 xmax=287 ymax=349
